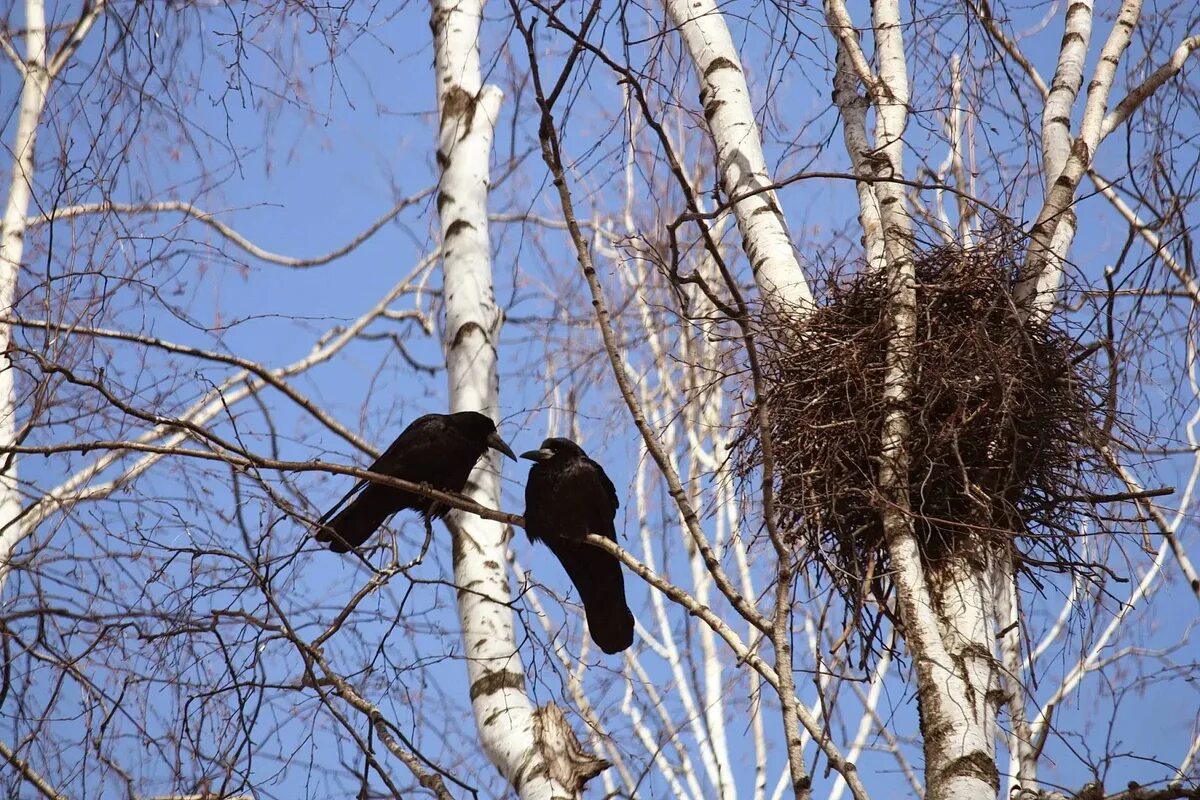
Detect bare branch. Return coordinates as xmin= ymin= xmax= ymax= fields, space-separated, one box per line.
xmin=583 ymin=534 xmax=872 ymax=800
xmin=968 ymin=0 xmax=1048 ymax=96
xmin=46 ymin=0 xmax=106 ymax=78
xmin=8 ymin=251 xmax=436 ymax=555
xmin=1086 ymin=169 xmax=1199 ymax=304
xmin=1102 ymin=35 xmax=1200 ymax=139
xmin=510 ymin=2 xmax=773 ymax=639
xmin=29 ymin=193 xmax=434 ymax=268
xmin=0 ymin=315 xmax=379 ymax=455
xmin=0 ymin=29 xmax=23 ymax=73
xmin=0 ymin=739 xmax=69 ymax=800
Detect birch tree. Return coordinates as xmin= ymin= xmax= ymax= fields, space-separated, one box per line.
xmin=0 ymin=0 xmax=104 ymax=592
xmin=501 ymin=1 xmax=1200 ymax=799
xmin=432 ymin=0 xmax=605 ymax=793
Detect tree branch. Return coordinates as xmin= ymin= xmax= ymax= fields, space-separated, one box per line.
xmin=46 ymin=0 xmax=107 ymax=78
xmin=509 ymin=0 xmax=773 ymax=638
xmin=1101 ymin=35 xmax=1200 ymax=139
xmin=583 ymin=534 xmax=873 ymax=800
xmin=28 ymin=192 xmax=434 ymax=268
xmin=0 ymin=739 xmax=69 ymax=800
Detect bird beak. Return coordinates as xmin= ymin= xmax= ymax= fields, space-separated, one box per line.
xmin=520 ymin=448 xmax=555 ymax=462
xmin=487 ymin=431 xmax=517 ymax=462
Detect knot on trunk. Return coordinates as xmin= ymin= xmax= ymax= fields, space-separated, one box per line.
xmin=531 ymin=703 xmax=610 ymax=795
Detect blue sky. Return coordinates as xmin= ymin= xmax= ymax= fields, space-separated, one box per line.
xmin=2 ymin=1 xmax=1198 ymax=798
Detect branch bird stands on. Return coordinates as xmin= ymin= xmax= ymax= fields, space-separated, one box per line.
xmin=311 ymin=418 xmax=635 ymax=655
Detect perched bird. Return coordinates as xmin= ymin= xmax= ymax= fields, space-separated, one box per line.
xmin=316 ymin=411 xmax=516 ymax=553
xmin=522 ymin=438 xmax=635 ymax=654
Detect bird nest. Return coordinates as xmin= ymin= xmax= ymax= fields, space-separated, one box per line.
xmin=738 ymin=234 xmax=1112 ymax=655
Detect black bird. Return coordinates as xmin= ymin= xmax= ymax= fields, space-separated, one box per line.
xmin=522 ymin=438 xmax=634 ymax=654
xmin=315 ymin=411 xmax=516 ymax=553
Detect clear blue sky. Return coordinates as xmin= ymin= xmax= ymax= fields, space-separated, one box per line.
xmin=2 ymin=1 xmax=1198 ymax=798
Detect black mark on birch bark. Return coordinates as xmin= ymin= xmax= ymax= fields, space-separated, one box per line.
xmin=451 ymin=321 xmax=488 ymax=348
xmin=470 ymin=669 xmax=525 ymax=700
xmin=704 ymin=56 xmax=739 ymax=78
xmin=446 ymin=219 xmax=474 ymax=239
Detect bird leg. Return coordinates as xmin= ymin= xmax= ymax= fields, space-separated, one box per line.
xmin=397 ymin=514 xmax=437 ymax=572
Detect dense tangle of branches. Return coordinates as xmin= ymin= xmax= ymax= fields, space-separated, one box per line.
xmin=740 ymin=231 xmax=1115 ymax=658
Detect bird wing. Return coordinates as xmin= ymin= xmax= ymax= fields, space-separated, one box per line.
xmin=365 ymin=414 xmax=447 ymax=480
xmin=315 ymin=478 xmax=369 ymax=527
xmin=315 ymin=414 xmax=448 ymax=528
xmin=315 ymin=415 xmax=439 ymax=510
xmin=314 ymin=413 xmax=497 ymax=551
xmin=522 ymin=461 xmax=555 ymax=543
xmin=577 ymin=458 xmax=619 ymax=540
xmin=588 ymin=456 xmax=620 ymax=515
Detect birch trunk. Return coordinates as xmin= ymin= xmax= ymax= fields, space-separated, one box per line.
xmin=998 ymin=555 xmax=1038 ymax=796
xmin=663 ymin=0 xmax=812 ymax=312
xmin=431 ymin=1 xmax=603 ymax=796
xmin=827 ymin=1 xmax=1004 ymax=796
xmin=1018 ymin=0 xmax=1142 ymax=317
xmin=0 ymin=0 xmax=50 ymax=595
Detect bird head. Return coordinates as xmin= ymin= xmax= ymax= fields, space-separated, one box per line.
xmin=452 ymin=411 xmax=517 ymax=461
xmin=520 ymin=437 xmax=586 ymax=463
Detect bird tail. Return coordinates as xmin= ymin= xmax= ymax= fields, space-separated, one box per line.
xmin=315 ymin=485 xmax=396 ymax=553
xmin=550 ymin=542 xmax=635 ymax=654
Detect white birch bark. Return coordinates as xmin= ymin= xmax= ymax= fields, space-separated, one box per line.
xmin=826 ymin=2 xmax=1003 ymax=797
xmin=663 ymin=0 xmax=813 ymax=312
xmin=0 ymin=0 xmax=108 ymax=594
xmin=831 ymin=43 xmax=886 ymax=273
xmin=431 ymin=1 xmax=601 ymax=796
xmin=1018 ymin=0 xmax=1143 ymax=317
xmin=924 ymin=559 xmax=1002 ymax=800
xmin=1014 ymin=0 xmax=1091 ymax=323
xmin=0 ymin=0 xmax=50 ymax=595
xmin=868 ymin=0 xmax=912 ymax=270
xmin=875 ymin=1 xmax=1002 ymax=787
xmin=943 ymin=54 xmax=973 ymax=246
xmin=971 ymin=3 xmax=1197 ymax=321
xmin=998 ymin=555 xmax=1038 ymax=796
xmin=1041 ymin=0 xmax=1094 ymax=183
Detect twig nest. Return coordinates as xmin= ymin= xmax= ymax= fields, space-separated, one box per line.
xmin=738 ymin=234 xmax=1110 ymax=655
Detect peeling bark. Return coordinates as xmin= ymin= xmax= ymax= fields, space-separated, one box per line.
xmin=531 ymin=704 xmax=610 ymax=795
